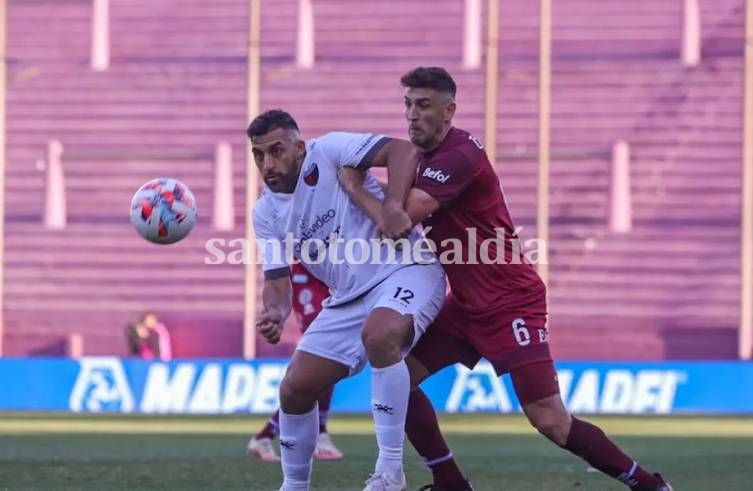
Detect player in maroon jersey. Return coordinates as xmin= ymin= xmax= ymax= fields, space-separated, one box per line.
xmin=338 ymin=66 xmax=672 ymax=491
xmin=247 ymin=262 xmax=344 ymax=463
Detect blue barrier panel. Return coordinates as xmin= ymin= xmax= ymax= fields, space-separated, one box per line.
xmin=1 ymin=358 xmax=752 ymax=414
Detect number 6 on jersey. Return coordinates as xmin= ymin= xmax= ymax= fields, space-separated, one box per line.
xmin=512 ymin=318 xmax=531 ymax=346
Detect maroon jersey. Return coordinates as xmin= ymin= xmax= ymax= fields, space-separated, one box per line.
xmin=290 ymin=262 xmax=329 ymax=329
xmin=413 ymin=127 xmax=546 ymax=318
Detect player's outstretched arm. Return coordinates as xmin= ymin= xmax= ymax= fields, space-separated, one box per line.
xmin=403 ymin=188 xmax=441 ymax=225
xmin=368 ymin=138 xmax=420 ymax=240
xmin=257 ymin=276 xmax=292 ymax=344
xmin=338 ymin=168 xmax=384 ymax=229
xmin=367 ymin=138 xmax=420 ymax=204
xmin=338 ymin=168 xmax=440 ymax=230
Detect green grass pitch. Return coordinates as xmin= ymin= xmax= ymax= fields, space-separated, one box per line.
xmin=0 ymin=413 xmax=751 ymax=490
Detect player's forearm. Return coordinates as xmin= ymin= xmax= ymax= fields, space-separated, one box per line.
xmin=404 ymin=202 xmax=427 ymax=226
xmin=404 ymin=188 xmax=441 ymax=226
xmin=343 ymin=183 xmax=384 ymax=227
xmin=262 ymin=278 xmax=292 ymax=318
xmin=383 ymin=140 xmax=420 ymax=208
xmin=347 ymin=183 xmax=430 ymax=230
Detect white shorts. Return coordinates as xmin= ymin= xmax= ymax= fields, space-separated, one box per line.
xmin=296 ymin=262 xmax=446 ymax=375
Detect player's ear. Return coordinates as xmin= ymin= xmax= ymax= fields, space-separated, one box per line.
xmin=294 ymin=139 xmax=306 ymax=156
xmin=444 ymin=100 xmax=457 ymax=123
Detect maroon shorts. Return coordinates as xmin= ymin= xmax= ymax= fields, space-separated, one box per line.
xmin=410 ymin=297 xmax=560 ymax=405
xmin=301 ymin=315 xmax=316 ymax=334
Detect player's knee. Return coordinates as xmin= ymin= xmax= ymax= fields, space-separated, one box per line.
xmin=362 ymin=324 xmax=408 ymax=367
xmin=278 ymin=375 xmax=316 ymax=414
xmin=362 ymin=329 xmax=399 ymax=365
xmin=529 ymin=413 xmax=571 ymax=446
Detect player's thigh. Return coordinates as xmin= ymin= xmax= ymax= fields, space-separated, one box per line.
xmin=473 ymin=311 xmax=558 ymax=403
xmin=296 ymin=298 xmax=370 ymax=376
xmin=280 ymin=349 xmax=349 ymax=413
xmin=365 ymin=263 xmax=447 ymax=353
xmin=510 ymin=359 xmax=562 ymax=408
xmin=408 ymin=301 xmax=481 ymax=387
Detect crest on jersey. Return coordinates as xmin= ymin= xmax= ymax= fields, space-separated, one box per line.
xmin=69 ymin=357 xmax=135 ymax=413
xmin=298 ymin=288 xmax=316 ymax=315
xmin=303 ymin=163 xmax=319 ymax=186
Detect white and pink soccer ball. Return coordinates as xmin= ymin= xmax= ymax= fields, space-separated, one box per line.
xmin=130 ymin=178 xmax=197 ymax=244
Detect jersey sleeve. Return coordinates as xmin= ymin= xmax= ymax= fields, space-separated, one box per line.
xmin=414 ymin=150 xmax=478 ymax=207
xmin=317 ymin=132 xmax=390 ymax=169
xmin=252 ymin=201 xmax=290 ymax=280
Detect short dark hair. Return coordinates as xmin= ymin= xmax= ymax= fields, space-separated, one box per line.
xmin=400 ymin=66 xmax=457 ymax=99
xmin=247 ymin=109 xmax=300 ymax=139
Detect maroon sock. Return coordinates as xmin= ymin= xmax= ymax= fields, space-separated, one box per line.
xmin=564 ymin=417 xmax=663 ymax=490
xmin=318 ymin=386 xmax=334 ymax=433
xmin=406 ymin=389 xmax=467 ymax=487
xmin=255 ymin=410 xmax=280 ymax=440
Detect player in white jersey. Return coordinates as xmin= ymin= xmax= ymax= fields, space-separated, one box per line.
xmin=248 ymin=110 xmax=446 ymax=491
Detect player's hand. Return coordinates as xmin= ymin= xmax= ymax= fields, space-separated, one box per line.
xmin=337 ymin=167 xmax=365 ymax=194
xmin=256 ymin=308 xmax=285 ymax=344
xmin=379 ymin=200 xmax=412 ymax=241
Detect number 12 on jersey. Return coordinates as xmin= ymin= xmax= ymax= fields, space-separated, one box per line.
xmin=393 ymin=287 xmax=415 ymax=304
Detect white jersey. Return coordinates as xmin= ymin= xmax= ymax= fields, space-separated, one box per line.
xmin=253 ymin=132 xmax=435 ymax=307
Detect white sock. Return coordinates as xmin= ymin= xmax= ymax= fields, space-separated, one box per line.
xmin=371 ymin=359 xmax=410 ymax=476
xmin=279 ymin=405 xmax=318 ymax=490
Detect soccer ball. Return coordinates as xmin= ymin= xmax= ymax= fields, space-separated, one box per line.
xmin=130 ymin=178 xmax=197 ymax=244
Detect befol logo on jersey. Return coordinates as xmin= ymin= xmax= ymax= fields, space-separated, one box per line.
xmin=69 ymin=357 xmax=135 ymax=413
xmin=445 ymin=362 xmax=513 ymax=413
xmin=303 ymin=162 xmax=319 ymax=186
xmin=422 ymin=167 xmax=451 ymax=183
